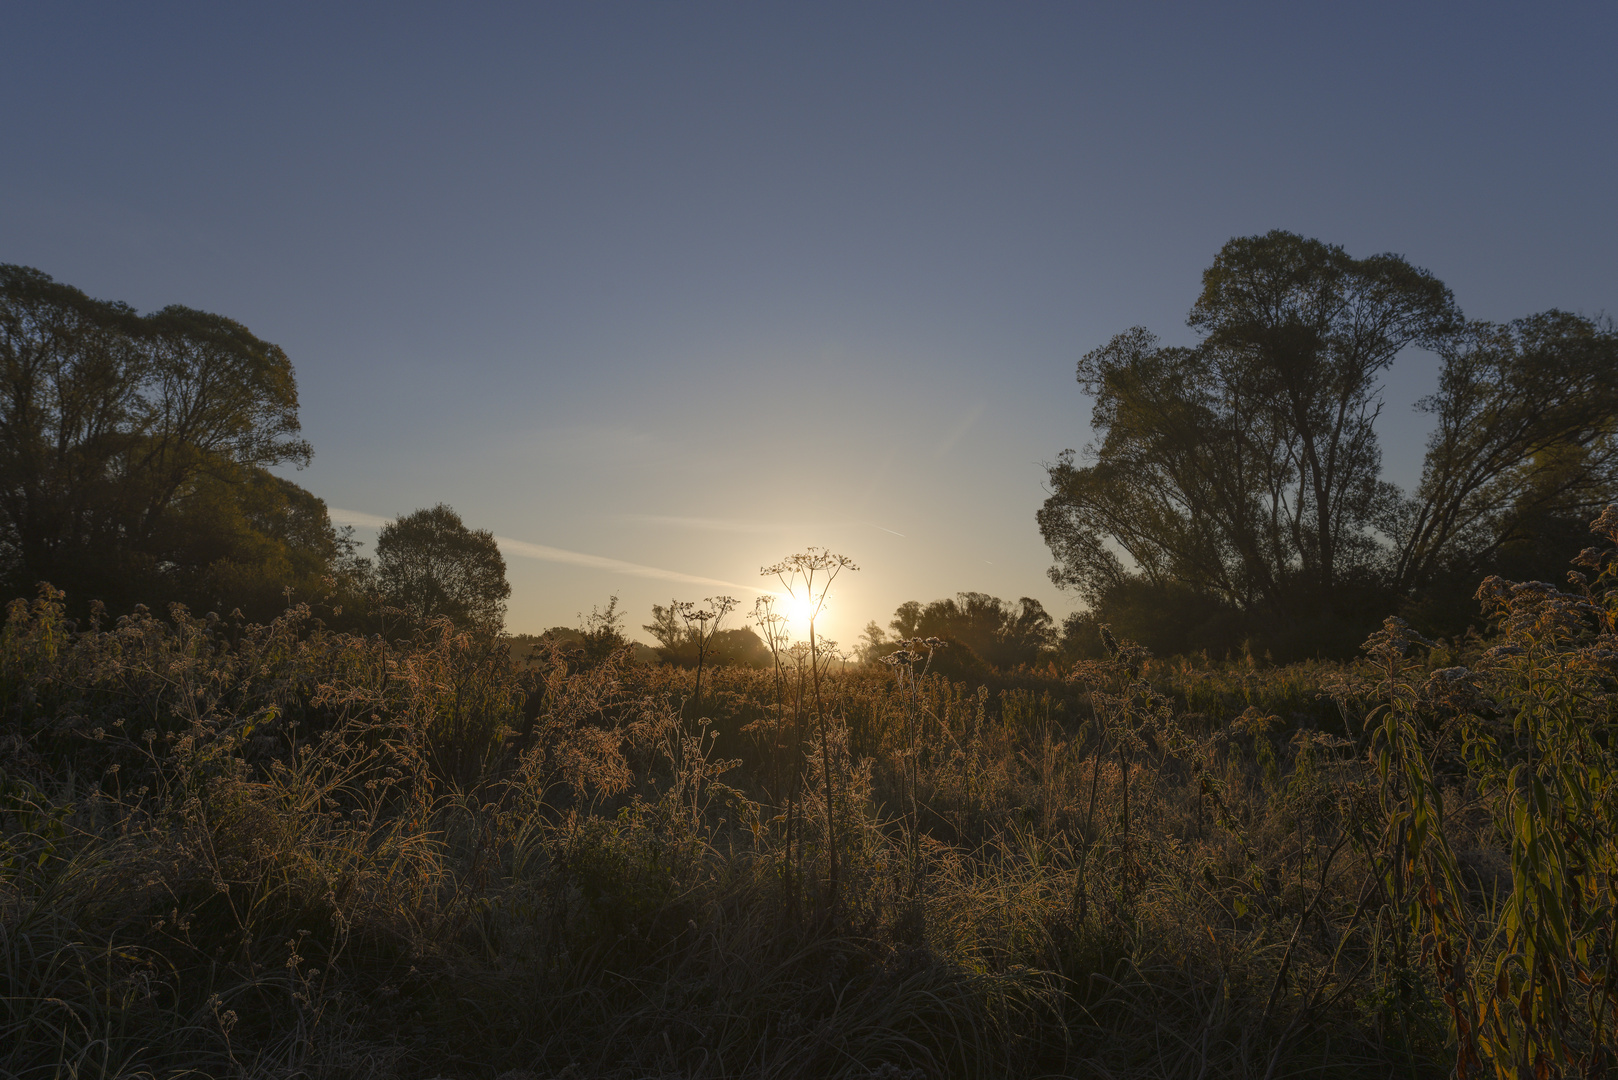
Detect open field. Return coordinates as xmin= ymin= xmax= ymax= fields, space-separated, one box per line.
xmin=4 ymin=510 xmax=1617 ymax=1078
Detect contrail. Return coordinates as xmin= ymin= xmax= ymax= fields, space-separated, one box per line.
xmin=621 ymin=514 xmax=787 ymax=534
xmin=329 ymin=508 xmax=392 ymax=528
xmin=621 ymin=513 xmax=906 ymax=538
xmin=329 ymin=508 xmax=769 ymax=594
xmin=493 ymin=537 xmax=768 ymax=593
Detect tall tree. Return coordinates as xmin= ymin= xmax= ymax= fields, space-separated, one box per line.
xmin=1040 ymin=232 xmax=1616 ymax=654
xmin=1390 ymin=311 xmax=1618 ymax=594
xmin=1188 ymin=231 xmax=1460 ymax=599
xmin=375 ymin=504 xmax=510 ymax=634
xmin=0 ymin=264 xmax=319 ymax=610
xmin=155 ymin=465 xmax=365 ymax=622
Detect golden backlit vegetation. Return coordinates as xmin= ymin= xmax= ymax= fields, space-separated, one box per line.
xmin=4 ymin=510 xmax=1618 ymax=1077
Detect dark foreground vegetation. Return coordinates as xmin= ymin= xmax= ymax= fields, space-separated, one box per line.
xmin=5 ymin=508 xmax=1618 ymax=1079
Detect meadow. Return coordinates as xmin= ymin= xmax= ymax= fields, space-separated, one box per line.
xmin=3 ymin=510 xmax=1617 ymax=1079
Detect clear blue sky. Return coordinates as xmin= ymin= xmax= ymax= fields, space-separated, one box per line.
xmin=3 ymin=3 xmax=1614 ymax=644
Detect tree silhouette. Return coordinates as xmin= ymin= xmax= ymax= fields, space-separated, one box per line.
xmin=885 ymin=592 xmax=1055 ymax=669
xmin=0 ymin=264 xmax=319 ymax=612
xmin=375 ymin=504 xmax=509 ymax=635
xmin=1040 ymin=231 xmax=1617 ymax=654
xmin=1390 ymin=311 xmax=1618 ymax=595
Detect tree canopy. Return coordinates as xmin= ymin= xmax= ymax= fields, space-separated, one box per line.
xmin=0 ymin=263 xmax=344 ymax=617
xmin=884 ymin=591 xmax=1056 ymax=670
xmin=1040 ymin=231 xmax=1618 ymax=656
xmin=375 ymin=504 xmax=510 ymax=635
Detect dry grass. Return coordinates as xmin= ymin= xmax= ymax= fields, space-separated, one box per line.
xmin=5 ymin=511 xmax=1617 ymax=1079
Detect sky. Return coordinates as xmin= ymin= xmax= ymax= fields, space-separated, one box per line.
xmin=2 ymin=3 xmax=1615 ymax=645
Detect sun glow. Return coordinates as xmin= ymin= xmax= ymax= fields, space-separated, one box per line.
xmin=776 ymin=589 xmax=823 ymax=640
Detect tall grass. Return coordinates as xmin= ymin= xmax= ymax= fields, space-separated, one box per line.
xmin=5 ymin=509 xmax=1617 ymax=1077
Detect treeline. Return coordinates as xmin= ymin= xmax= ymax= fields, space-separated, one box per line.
xmin=4 ymin=263 xmax=1047 ymax=666
xmin=0 ymin=265 xmax=513 ymax=634
xmin=583 ymin=588 xmax=1083 ymax=679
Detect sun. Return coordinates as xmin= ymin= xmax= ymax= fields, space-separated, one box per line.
xmin=779 ymin=590 xmax=820 ymax=638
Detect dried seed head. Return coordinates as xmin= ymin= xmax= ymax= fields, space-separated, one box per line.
xmin=1099 ymin=623 xmax=1119 ymax=656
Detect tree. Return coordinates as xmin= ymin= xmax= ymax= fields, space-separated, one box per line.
xmin=645 ymin=600 xmax=767 ymax=672
xmin=1039 ymin=232 xmax=1618 ymax=655
xmin=855 ymin=620 xmax=888 ymax=664
xmin=375 ymin=504 xmax=510 ymax=634
xmin=1187 ymin=231 xmax=1460 ymax=602
xmin=0 ymin=264 xmax=324 ymax=612
xmin=1000 ymin=595 xmax=1058 ymax=666
xmin=888 ymin=600 xmax=924 ymax=640
xmin=643 ymin=601 xmax=685 ymax=657
xmin=528 ymin=595 xmax=636 ymax=667
xmin=707 ymin=627 xmax=770 ymax=668
xmin=574 ymin=593 xmax=632 ymax=663
xmin=157 ymin=464 xmax=366 ymax=623
xmin=1390 ymin=311 xmax=1618 ymax=594
xmin=885 ymin=591 xmax=1055 ymax=669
